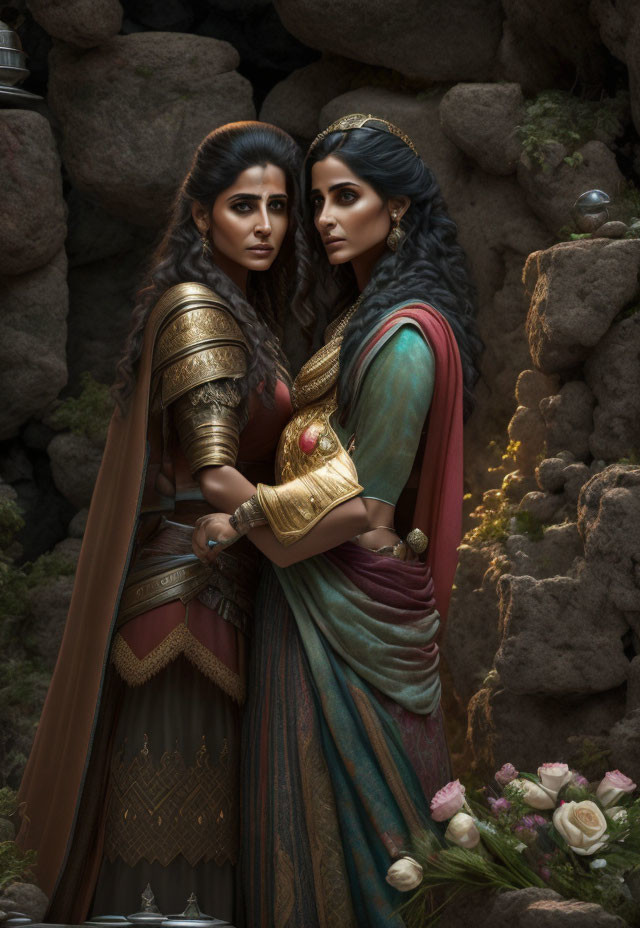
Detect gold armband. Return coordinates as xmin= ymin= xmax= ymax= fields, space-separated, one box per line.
xmin=173 ymin=388 xmax=242 ymax=471
xmin=257 ymin=448 xmax=362 ymax=547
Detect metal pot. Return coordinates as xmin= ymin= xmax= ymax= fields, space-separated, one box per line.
xmin=0 ymin=64 xmax=29 ymax=85
xmin=0 ymin=47 xmax=26 ymax=69
xmin=0 ymin=20 xmax=22 ymax=50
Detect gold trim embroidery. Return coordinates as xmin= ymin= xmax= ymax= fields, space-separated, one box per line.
xmin=111 ymin=624 xmax=245 ymax=704
xmin=104 ymin=735 xmax=238 ymax=869
xmin=298 ymin=729 xmax=357 ymax=926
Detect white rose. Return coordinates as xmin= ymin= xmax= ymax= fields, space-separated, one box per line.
xmin=510 ymin=777 xmax=557 ymax=810
xmin=385 ymin=856 xmax=423 ymax=891
xmin=445 ymin=812 xmax=481 ymax=849
xmin=553 ymin=801 xmax=608 ymax=855
xmin=596 ymin=770 xmax=637 ymax=808
xmin=538 ymin=763 xmax=572 ymax=792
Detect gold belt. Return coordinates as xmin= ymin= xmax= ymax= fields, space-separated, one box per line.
xmin=117 ymin=559 xmax=213 ymax=628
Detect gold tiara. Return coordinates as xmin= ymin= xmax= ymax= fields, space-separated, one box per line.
xmin=307 ymin=113 xmax=420 ymax=158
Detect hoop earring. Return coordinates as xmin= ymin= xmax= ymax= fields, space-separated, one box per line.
xmin=386 ymin=216 xmax=405 ymax=252
xmin=201 ymin=233 xmax=212 ymax=258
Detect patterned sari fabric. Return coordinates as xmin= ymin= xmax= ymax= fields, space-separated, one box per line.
xmin=242 ymin=304 xmax=462 ymax=926
xmin=242 ymin=544 xmax=450 ymax=928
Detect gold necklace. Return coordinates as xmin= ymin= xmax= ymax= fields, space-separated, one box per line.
xmin=291 ymin=296 xmax=362 ymax=409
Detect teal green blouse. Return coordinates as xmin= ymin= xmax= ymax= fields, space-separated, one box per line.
xmin=333 ymin=323 xmax=435 ymax=505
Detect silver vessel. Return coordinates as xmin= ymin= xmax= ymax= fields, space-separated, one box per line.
xmin=0 ymin=19 xmax=42 ymax=103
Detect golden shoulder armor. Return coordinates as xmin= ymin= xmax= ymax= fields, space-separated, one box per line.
xmin=152 ymin=282 xmax=249 ymax=407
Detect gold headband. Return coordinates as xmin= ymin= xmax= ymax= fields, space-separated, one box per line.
xmin=307 ymin=113 xmax=420 ymax=158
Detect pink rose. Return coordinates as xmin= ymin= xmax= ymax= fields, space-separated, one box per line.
xmin=430 ymin=779 xmax=466 ymax=822
xmin=538 ymin=763 xmax=571 ymax=792
xmin=596 ymin=770 xmax=637 ymax=808
xmin=495 ymin=763 xmax=519 ymax=786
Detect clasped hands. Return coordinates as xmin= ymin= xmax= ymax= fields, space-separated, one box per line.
xmin=193 ymin=512 xmax=238 ymax=564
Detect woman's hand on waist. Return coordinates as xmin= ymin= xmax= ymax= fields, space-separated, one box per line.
xmin=193 ymin=513 xmax=239 ymax=563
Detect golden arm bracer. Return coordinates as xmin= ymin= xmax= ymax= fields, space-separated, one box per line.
xmin=255 ymin=394 xmax=363 ymax=546
xmin=151 ymin=286 xmax=249 ymax=471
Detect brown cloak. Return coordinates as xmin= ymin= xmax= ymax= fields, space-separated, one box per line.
xmin=16 ymin=283 xmax=226 ymax=919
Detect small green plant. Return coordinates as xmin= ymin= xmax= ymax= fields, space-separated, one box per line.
xmin=0 ymin=498 xmax=24 ymax=552
xmin=518 ymin=90 xmax=628 ymax=171
xmin=464 ymin=489 xmax=546 ymax=546
xmin=0 ymin=840 xmax=36 ymax=891
xmin=568 ymin=737 xmax=611 ymax=782
xmin=0 ymin=552 xmax=75 ymax=628
xmin=50 ymin=372 xmax=114 ymax=445
xmin=618 ymin=450 xmax=640 ymax=465
xmin=0 ymin=787 xmax=17 ymax=818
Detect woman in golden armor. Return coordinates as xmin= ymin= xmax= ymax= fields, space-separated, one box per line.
xmin=195 ymin=115 xmax=481 ymax=926
xmin=16 ymin=121 xmax=310 ymax=925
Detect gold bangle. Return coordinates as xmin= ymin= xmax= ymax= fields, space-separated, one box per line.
xmin=230 ymin=494 xmax=267 ymax=536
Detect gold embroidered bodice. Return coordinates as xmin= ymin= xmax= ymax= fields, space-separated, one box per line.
xmin=255 ymin=301 xmax=363 ymax=546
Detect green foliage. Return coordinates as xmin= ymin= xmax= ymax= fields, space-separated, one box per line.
xmin=568 ymin=738 xmax=612 ymax=782
xmin=518 ymin=90 xmax=628 ymax=171
xmin=134 ymin=65 xmax=154 ymax=78
xmin=0 ymin=499 xmax=24 ymax=552
xmin=0 ymin=788 xmax=17 ymax=818
xmin=50 ymin=372 xmax=114 ymax=444
xmin=0 ymin=552 xmax=74 ymax=787
xmin=0 ymin=840 xmax=36 ymax=891
xmin=0 ymin=552 xmax=75 ymax=626
xmin=464 ymin=491 xmax=545 ymax=546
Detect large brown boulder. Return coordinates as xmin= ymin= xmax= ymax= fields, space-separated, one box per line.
xmin=517 ymin=140 xmax=624 ymax=236
xmin=439 ymin=82 xmax=524 ymax=176
xmin=540 ymin=381 xmax=595 ymax=461
xmin=27 ymin=0 xmax=122 ymax=48
xmin=441 ymin=887 xmax=626 ymax=928
xmin=444 ymin=544 xmax=503 ymax=705
xmin=47 ymin=432 xmax=104 ymax=510
xmin=48 ymin=33 xmax=255 ymax=226
xmin=625 ymin=11 xmax=640 ymax=136
xmin=578 ymin=464 xmax=640 ymax=617
xmin=0 ymin=110 xmax=66 ymax=276
xmin=260 ymin=56 xmax=361 ymax=140
xmin=498 ymin=0 xmax=607 ymax=90
xmin=66 ymin=244 xmax=153 ymax=392
xmin=585 ymin=314 xmax=640 ymax=461
xmin=0 ymin=252 xmax=68 ymax=440
xmin=467 ymin=681 xmax=625 ymax=776
xmin=495 ymin=572 xmax=628 ymax=696
xmin=608 ymin=709 xmax=640 ymax=786
xmin=524 ymin=239 xmax=640 ymax=373
xmin=273 ymin=0 xmax=503 ymax=82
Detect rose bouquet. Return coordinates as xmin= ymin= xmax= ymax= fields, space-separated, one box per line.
xmin=393 ymin=764 xmax=640 ymax=926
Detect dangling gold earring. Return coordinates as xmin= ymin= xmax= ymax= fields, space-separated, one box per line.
xmin=201 ymin=231 xmax=212 ymax=258
xmin=386 ymin=211 xmax=405 ymax=252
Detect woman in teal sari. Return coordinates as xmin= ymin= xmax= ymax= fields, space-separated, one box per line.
xmin=194 ymin=114 xmax=481 ymax=926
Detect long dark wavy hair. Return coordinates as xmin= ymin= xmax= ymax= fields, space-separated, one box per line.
xmin=299 ymin=125 xmax=482 ymax=420
xmin=113 ymin=121 xmax=310 ymax=413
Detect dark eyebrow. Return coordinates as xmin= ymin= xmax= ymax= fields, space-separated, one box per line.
xmin=309 ymin=181 xmax=361 ymax=196
xmin=227 ymin=192 xmax=288 ymax=202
